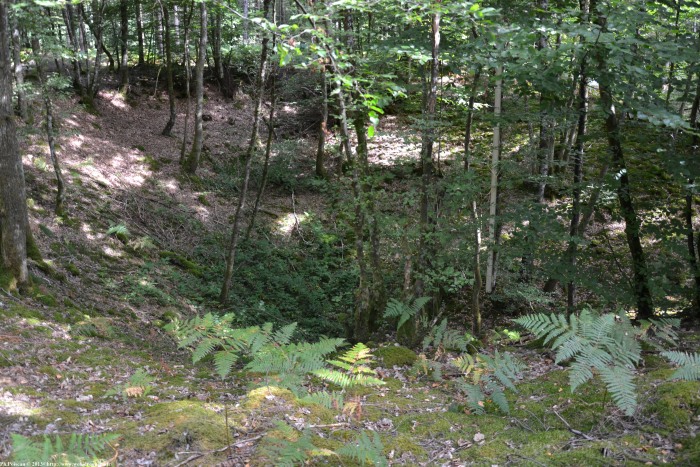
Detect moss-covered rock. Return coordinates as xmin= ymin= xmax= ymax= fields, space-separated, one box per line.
xmin=158 ymin=251 xmax=204 ymax=277
xmin=374 ymin=345 xmax=418 ymax=367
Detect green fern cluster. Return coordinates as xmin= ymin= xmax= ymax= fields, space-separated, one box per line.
xmin=423 ymin=318 xmax=475 ymax=354
xmin=515 ymin=309 xmax=643 ymax=416
xmin=166 ymin=313 xmax=345 ymax=393
xmin=313 ymin=343 xmax=384 ymax=389
xmin=12 ymin=432 xmax=120 ymax=465
xmin=453 ymin=350 xmax=524 ymax=414
xmin=662 ymin=351 xmax=700 ymax=381
xmin=263 ymin=422 xmax=386 ymax=467
xmin=105 ymin=368 xmax=155 ymax=400
xmin=383 ymin=296 xmax=430 ymax=332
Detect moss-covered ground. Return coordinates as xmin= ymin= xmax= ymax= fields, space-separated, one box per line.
xmin=1 ymin=299 xmax=698 ymax=465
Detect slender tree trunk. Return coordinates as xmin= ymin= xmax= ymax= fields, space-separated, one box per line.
xmin=0 ymin=0 xmax=29 ymax=290
xmin=183 ymin=1 xmax=207 ymax=174
xmin=41 ymin=82 xmax=65 ymax=216
xmin=161 ymin=1 xmax=176 ymax=136
xmin=566 ymin=0 xmax=590 ymax=314
xmin=352 ymin=114 xmax=371 ymax=341
xmin=414 ymin=10 xmax=440 ymax=301
xmin=595 ymin=11 xmax=654 ymax=320
xmin=136 ymin=0 xmax=145 ymax=65
xmin=246 ymin=73 xmax=277 ymax=240
xmin=220 ymin=0 xmax=272 ymax=303
xmin=315 ymin=68 xmax=328 ymax=178
xmin=485 ymin=64 xmax=503 ymax=294
xmin=464 ymin=67 xmax=481 ymax=171
xmin=10 ymin=8 xmax=26 ymax=121
xmin=684 ymin=179 xmax=700 ymax=316
xmin=211 ymin=8 xmax=223 ymax=83
xmin=173 ymin=5 xmax=181 ymax=47
xmin=119 ymin=0 xmax=128 ymax=93
xmin=242 ymin=0 xmax=249 ymax=43
xmin=179 ymin=0 xmax=194 ymax=164
xmin=155 ymin=7 xmax=164 ymax=58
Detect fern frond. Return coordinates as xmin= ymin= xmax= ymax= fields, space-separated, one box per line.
xmin=192 ymin=337 xmax=219 ymax=363
xmin=568 ymin=360 xmax=594 ymax=392
xmin=273 ymin=323 xmax=298 ymax=346
xmin=214 ymin=350 xmax=239 ymax=379
xmin=599 ymin=365 xmax=637 ymax=416
xmin=486 ymin=380 xmax=510 ymax=414
xmin=457 ymin=380 xmax=486 ymax=414
xmin=12 ymin=433 xmax=120 ymax=464
xmin=337 ymin=431 xmax=387 ymax=467
xmin=662 ymin=351 xmax=700 ymax=381
xmin=299 ymin=391 xmax=344 ymax=410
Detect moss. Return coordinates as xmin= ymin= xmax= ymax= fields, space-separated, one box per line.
xmin=374 ymin=345 xmax=418 ymax=367
xmin=66 ymin=263 xmax=80 ymax=276
xmin=0 ymin=266 xmax=18 ymax=291
xmin=383 ymin=433 xmax=427 ymax=458
xmin=244 ymin=386 xmax=297 ymax=410
xmin=33 ymin=288 xmax=59 ymax=307
xmin=647 ymin=380 xmax=700 ymax=431
xmin=197 ymin=194 xmax=211 ymax=206
xmin=5 ymin=303 xmax=43 ymax=320
xmin=118 ymin=400 xmax=231 ymax=461
xmin=158 ymin=251 xmax=204 ymax=277
xmin=71 ymin=317 xmax=115 ymax=339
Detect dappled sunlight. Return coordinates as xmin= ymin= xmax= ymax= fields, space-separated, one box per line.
xmin=0 ymin=392 xmax=40 ymax=417
xmin=276 ymin=212 xmax=307 ymax=236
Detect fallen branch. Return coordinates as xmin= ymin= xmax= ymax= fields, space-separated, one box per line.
xmin=553 ymin=409 xmax=596 ymax=441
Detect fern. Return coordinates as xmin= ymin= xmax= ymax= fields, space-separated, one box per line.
xmin=383 ymin=296 xmax=431 ymax=331
xmin=337 ymin=431 xmax=387 ymax=466
xmin=313 ymin=343 xmax=384 ymax=389
xmin=514 ymin=308 xmax=659 ymax=416
xmin=453 ymin=350 xmax=524 ymax=414
xmin=105 ymin=369 xmax=154 ymax=400
xmin=12 ymin=433 xmax=120 ymax=465
xmin=662 ymin=351 xmax=700 ymax=381
xmin=299 ymin=391 xmax=344 ymax=410
xmin=262 ymin=423 xmax=336 ymax=467
xmin=422 ymin=318 xmax=475 ymax=354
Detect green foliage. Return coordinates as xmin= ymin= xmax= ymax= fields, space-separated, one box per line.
xmin=383 ymin=296 xmax=430 ymax=332
xmin=11 ymin=432 xmax=120 ymax=465
xmin=261 ymin=423 xmax=335 ymax=467
xmin=337 ymin=430 xmax=387 ymax=467
xmin=105 ymin=223 xmax=129 ymax=243
xmin=105 ymin=369 xmax=155 ymax=400
xmin=661 ymin=351 xmax=700 ymax=382
xmin=515 ymin=309 xmax=649 ymax=416
xmin=422 ymin=318 xmax=476 ymax=354
xmin=374 ymin=345 xmax=418 ymax=367
xmin=313 ymin=343 xmax=384 ymax=389
xmin=166 ymin=313 xmax=345 ymax=393
xmin=453 ymin=350 xmax=524 ymax=415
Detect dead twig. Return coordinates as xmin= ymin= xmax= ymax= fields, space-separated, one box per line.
xmin=553 ymin=409 xmax=596 ymax=441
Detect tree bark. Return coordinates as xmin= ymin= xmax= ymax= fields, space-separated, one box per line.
xmin=485 ymin=63 xmax=503 ymax=294
xmin=10 ymin=8 xmax=26 ymax=121
xmin=161 ymin=1 xmax=176 ymax=136
xmin=0 ymin=0 xmax=29 ymax=290
xmin=179 ymin=0 xmax=194 ymax=164
xmin=220 ymin=0 xmax=273 ymax=303
xmin=315 ymin=68 xmax=328 ymax=178
xmin=183 ymin=1 xmax=207 ymax=174
xmin=136 ymin=0 xmax=145 ymax=65
xmin=594 ymin=10 xmax=654 ymax=320
xmin=119 ymin=0 xmax=128 ymax=93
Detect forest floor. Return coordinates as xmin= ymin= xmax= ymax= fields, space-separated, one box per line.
xmin=1 ymin=72 xmax=699 ymax=466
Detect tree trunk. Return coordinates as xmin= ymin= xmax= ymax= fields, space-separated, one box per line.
xmin=211 ymin=8 xmax=223 ymax=83
xmin=136 ymin=0 xmax=145 ymax=65
xmin=464 ymin=67 xmax=481 ymax=171
xmin=183 ymin=1 xmax=207 ymax=174
xmin=161 ymin=1 xmax=176 ymax=136
xmin=0 ymin=0 xmax=29 ymax=290
xmin=220 ymin=0 xmax=272 ymax=303
xmin=566 ymin=0 xmax=590 ymax=315
xmin=594 ymin=12 xmax=654 ymax=320
xmin=485 ymin=63 xmax=503 ymax=294
xmin=414 ymin=10 xmax=440 ymax=302
xmin=246 ymin=73 xmax=277 ymax=240
xmin=119 ymin=0 xmax=128 ymax=93
xmin=179 ymin=0 xmax=194 ymax=164
xmin=315 ymin=68 xmax=328 ymax=178
xmin=10 ymin=8 xmax=26 ymax=121
xmin=684 ymin=179 xmax=700 ymax=317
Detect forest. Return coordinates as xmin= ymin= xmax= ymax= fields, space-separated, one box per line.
xmin=0 ymin=0 xmax=699 ymax=465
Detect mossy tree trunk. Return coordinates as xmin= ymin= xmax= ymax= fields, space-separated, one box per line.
xmin=0 ymin=0 xmax=29 ymax=291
